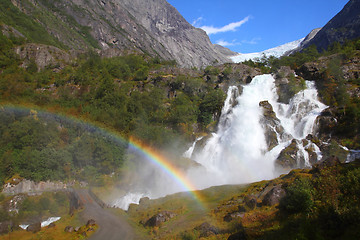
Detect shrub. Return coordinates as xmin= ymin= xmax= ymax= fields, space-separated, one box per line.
xmin=280 ymin=178 xmax=314 ymax=214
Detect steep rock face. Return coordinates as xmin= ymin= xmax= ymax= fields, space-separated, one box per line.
xmin=15 ymin=43 xmax=74 ymax=70
xmin=119 ymin=0 xmax=230 ymax=68
xmin=287 ymin=28 xmax=322 ymax=55
xmin=302 ymin=0 xmax=360 ymax=51
xmin=10 ymin=0 xmax=230 ymax=68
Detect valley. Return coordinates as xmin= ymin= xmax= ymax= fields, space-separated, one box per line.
xmin=0 ymin=0 xmax=360 ymax=239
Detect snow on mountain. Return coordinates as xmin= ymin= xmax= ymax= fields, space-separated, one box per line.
xmin=231 ymin=38 xmax=304 ymax=63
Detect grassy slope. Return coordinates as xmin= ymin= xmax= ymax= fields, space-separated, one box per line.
xmin=119 ymin=160 xmax=360 ymax=240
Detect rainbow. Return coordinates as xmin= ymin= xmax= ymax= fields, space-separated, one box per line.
xmin=0 ymin=105 xmax=205 ymax=208
xmin=126 ymin=136 xmax=205 ymax=207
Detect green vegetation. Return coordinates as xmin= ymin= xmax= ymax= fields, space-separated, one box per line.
xmin=279 ymin=178 xmax=313 ymax=214
xmin=0 ymin=30 xmax=228 ymax=184
xmin=0 ymin=0 xmax=64 ymax=48
xmin=0 ymin=108 xmax=126 ymax=184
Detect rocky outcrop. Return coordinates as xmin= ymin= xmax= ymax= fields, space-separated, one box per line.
xmin=274 ymin=66 xmax=306 ymax=103
xmin=275 ymin=139 xmax=301 ymax=171
xmin=15 ymin=43 xmax=74 ymax=71
xmin=145 ymin=211 xmax=176 ymax=227
xmin=2 ymin=179 xmax=67 ymax=195
xmin=301 ymin=0 xmax=360 ymax=52
xmin=316 ymin=107 xmax=338 ymax=138
xmin=214 ymin=63 xmax=262 ymax=91
xmin=287 ymin=28 xmax=322 ymax=55
xmin=259 ymin=101 xmax=287 ymax=150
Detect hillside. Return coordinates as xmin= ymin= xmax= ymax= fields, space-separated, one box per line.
xmin=0 ymin=0 xmax=230 ymax=68
xmin=301 ymin=0 xmax=360 ymax=51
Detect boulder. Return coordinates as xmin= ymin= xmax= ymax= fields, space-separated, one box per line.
xmin=26 ymin=222 xmax=41 ymax=233
xmin=194 ymin=222 xmax=220 ymax=237
xmin=145 ymin=211 xmax=176 ymax=227
xmin=64 ymin=226 xmax=74 ymax=233
xmin=86 ymin=219 xmax=96 ymax=227
xmin=262 ymin=185 xmax=286 ymax=206
xmin=275 ymin=139 xmax=303 ymax=171
xmin=316 ymin=107 xmax=338 ymax=138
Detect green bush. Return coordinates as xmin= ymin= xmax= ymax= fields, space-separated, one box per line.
xmin=280 ymin=178 xmax=314 ymax=214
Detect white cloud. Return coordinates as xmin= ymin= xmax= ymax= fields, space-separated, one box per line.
xmin=242 ymin=37 xmax=261 ymax=45
xmin=192 ymin=17 xmax=204 ymax=27
xmin=200 ymin=16 xmax=250 ymax=35
xmin=216 ymin=39 xmax=241 ymax=47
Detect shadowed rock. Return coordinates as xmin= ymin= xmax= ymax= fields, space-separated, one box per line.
xmin=145 ymin=211 xmax=176 ymax=227
xmin=194 ymin=222 xmax=220 ymax=237
xmin=262 ymin=185 xmax=286 ymax=206
xmin=27 ymin=222 xmax=41 ymax=233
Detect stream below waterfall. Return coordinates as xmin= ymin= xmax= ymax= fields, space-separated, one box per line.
xmin=113 ymin=74 xmax=328 ymax=209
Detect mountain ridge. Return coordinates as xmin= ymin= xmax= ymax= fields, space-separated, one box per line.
xmin=4 ymin=0 xmax=230 ymax=68
xmin=301 ymin=0 xmax=360 ymax=51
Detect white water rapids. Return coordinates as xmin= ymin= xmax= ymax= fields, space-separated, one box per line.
xmin=113 ymin=74 xmax=327 ymax=209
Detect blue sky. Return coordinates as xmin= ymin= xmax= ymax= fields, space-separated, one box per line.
xmin=167 ymin=0 xmax=349 ymax=53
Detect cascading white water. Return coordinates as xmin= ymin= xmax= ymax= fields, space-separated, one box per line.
xmin=114 ymin=74 xmax=327 ymax=209
xmin=187 ymin=74 xmax=327 ymax=189
xmin=183 ymin=136 xmax=203 ymax=158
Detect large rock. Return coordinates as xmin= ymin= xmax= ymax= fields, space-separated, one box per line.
xmin=275 ymin=139 xmax=301 ymax=171
xmin=259 ymin=101 xmax=287 ymax=150
xmin=194 ymin=222 xmax=220 ymax=238
xmin=64 ymin=226 xmax=74 ymax=233
xmin=145 ymin=211 xmax=176 ymax=227
xmin=316 ymin=107 xmax=338 ymax=138
xmin=26 ymin=222 xmax=41 ymax=233
xmin=262 ymin=185 xmax=286 ymax=206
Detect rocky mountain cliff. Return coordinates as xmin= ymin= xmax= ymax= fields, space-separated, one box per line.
xmin=6 ymin=0 xmax=230 ymax=68
xmin=301 ymin=0 xmax=360 ymax=51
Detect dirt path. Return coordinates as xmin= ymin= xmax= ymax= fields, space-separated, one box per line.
xmin=75 ymin=189 xmax=136 ymax=240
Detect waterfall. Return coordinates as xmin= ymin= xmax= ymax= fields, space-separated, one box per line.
xmin=187 ymin=74 xmax=327 ymax=189
xmin=114 ymin=74 xmax=327 ymax=209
